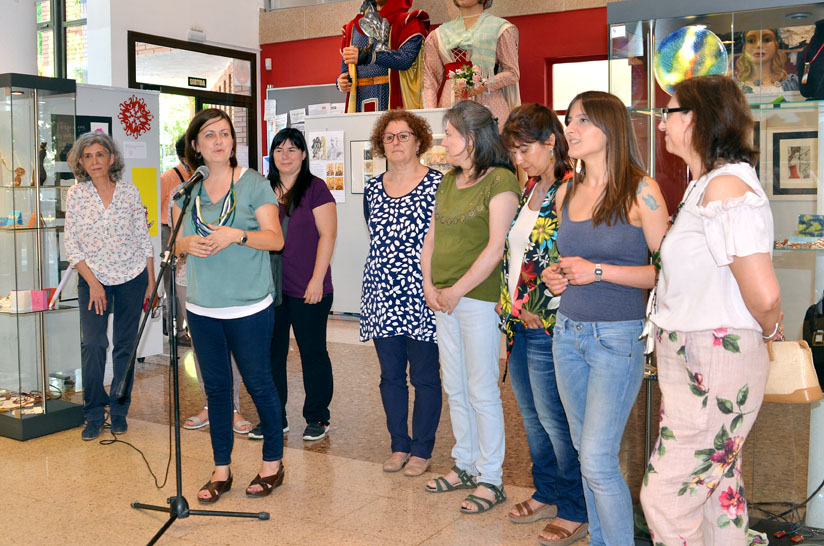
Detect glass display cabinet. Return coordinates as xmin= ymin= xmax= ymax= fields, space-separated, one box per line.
xmin=608 ymin=0 xmax=824 ymax=531
xmin=609 ymin=0 xmax=824 ymax=342
xmin=0 ymin=73 xmax=82 ymax=440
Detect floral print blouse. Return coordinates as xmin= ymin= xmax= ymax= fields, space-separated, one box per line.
xmin=499 ymin=174 xmax=569 ymax=361
xmin=64 ymin=181 xmax=154 ymax=286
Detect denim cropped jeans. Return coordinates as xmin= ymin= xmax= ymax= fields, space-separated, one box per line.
xmin=553 ymin=312 xmax=645 ymax=546
xmin=187 ymin=304 xmax=283 ymax=466
xmin=508 ymin=323 xmax=586 ymax=523
xmin=435 ymin=297 xmax=505 ymax=486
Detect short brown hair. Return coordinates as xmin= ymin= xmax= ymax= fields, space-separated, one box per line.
xmin=502 ymin=103 xmax=572 ymax=181
xmin=565 ymin=91 xmax=646 ymax=226
xmin=67 ymin=132 xmax=125 ymax=182
xmin=185 ymin=108 xmax=238 ymax=170
xmin=369 ymin=109 xmax=433 ymax=158
xmin=673 ymin=75 xmax=758 ymax=173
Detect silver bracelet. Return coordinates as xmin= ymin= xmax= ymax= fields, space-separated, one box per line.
xmin=762 ymin=322 xmax=779 ymax=339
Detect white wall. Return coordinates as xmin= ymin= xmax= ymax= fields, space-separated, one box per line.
xmin=94 ymin=0 xmax=263 ymax=89
xmin=0 ymin=0 xmax=36 ymax=74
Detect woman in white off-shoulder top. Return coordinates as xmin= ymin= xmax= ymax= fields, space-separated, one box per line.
xmin=640 ymin=75 xmax=783 ymax=546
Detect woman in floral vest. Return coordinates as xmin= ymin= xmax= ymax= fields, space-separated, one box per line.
xmin=498 ymin=104 xmax=587 ymax=546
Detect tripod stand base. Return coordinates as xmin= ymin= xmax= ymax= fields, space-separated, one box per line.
xmin=132 ymin=495 xmax=269 ymax=545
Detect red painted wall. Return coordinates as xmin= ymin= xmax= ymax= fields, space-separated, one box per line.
xmin=259 ymin=7 xmax=608 ymax=150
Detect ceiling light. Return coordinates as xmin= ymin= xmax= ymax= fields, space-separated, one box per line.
xmin=786 ymin=12 xmax=812 ymax=20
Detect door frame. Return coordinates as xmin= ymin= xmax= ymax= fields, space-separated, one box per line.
xmin=127 ymin=31 xmax=258 ymax=168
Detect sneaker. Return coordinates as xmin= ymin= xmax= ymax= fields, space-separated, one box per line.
xmin=81 ymin=420 xmax=103 ymax=441
xmin=303 ymin=422 xmax=328 ymax=441
xmin=248 ymin=424 xmax=263 ymax=440
xmin=248 ymin=423 xmax=290 ymax=440
xmin=111 ymin=415 xmax=128 ymax=435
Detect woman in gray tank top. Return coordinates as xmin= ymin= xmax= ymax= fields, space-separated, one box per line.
xmin=541 ymin=91 xmax=668 ymax=546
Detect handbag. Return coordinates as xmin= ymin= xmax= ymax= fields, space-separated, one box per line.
xmin=270 ymin=202 xmax=292 ymax=307
xmin=764 ymin=340 xmax=824 ymax=403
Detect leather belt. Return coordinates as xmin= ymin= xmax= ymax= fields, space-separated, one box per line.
xmin=356 ymin=75 xmax=389 ymax=87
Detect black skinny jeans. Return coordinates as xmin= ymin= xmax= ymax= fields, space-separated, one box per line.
xmin=270 ymin=293 xmax=334 ymax=426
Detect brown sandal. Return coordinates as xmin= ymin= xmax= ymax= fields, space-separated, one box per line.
xmin=197 ymin=472 xmax=232 ymax=504
xmin=246 ymin=463 xmax=285 ymax=497
xmin=538 ymin=521 xmax=588 ymax=546
xmin=509 ymin=499 xmax=558 ymax=523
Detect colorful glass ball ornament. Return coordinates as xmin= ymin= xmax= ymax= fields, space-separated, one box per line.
xmin=654 ymin=25 xmax=730 ymax=95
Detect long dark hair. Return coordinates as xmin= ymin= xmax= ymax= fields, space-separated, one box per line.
xmin=267 ymin=128 xmax=313 ymax=215
xmin=501 ymin=103 xmax=572 ymax=181
xmin=443 ymin=100 xmax=514 ymax=178
xmin=565 ymin=91 xmax=646 ymax=226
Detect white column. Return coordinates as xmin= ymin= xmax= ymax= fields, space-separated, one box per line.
xmin=0 ymin=0 xmax=37 ymax=74
xmin=85 ymin=0 xmax=112 ymax=85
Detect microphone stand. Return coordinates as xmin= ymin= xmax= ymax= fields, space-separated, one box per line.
xmin=115 ymin=189 xmax=268 ymax=546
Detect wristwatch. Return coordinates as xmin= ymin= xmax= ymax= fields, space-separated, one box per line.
xmin=594 ymin=263 xmax=603 ymax=282
xmin=239 ymin=231 xmax=248 ymax=245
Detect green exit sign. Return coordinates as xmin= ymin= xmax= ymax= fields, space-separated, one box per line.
xmin=188 ymin=77 xmax=207 ymax=88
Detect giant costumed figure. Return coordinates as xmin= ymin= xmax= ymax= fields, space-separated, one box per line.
xmin=423 ymin=0 xmax=520 ymax=131
xmin=336 ymin=0 xmax=430 ymax=112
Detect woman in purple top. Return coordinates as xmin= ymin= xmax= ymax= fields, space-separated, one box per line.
xmin=249 ymin=128 xmax=338 ymax=442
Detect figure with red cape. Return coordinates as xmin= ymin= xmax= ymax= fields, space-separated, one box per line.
xmin=337 ymin=0 xmax=430 ymax=112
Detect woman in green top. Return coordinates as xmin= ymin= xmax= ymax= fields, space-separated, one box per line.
xmin=421 ymin=100 xmax=520 ymax=514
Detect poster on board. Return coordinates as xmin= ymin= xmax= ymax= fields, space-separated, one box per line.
xmin=307 ymin=131 xmax=345 ymax=203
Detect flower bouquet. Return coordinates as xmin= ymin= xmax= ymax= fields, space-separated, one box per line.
xmin=449 ymin=64 xmax=487 ymax=103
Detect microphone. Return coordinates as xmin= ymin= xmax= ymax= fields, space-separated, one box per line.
xmin=173 ymin=165 xmax=210 ymax=200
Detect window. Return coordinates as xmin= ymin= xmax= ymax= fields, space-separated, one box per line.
xmin=36 ymin=0 xmax=88 ymax=82
xmin=548 ymin=56 xmax=633 ymax=113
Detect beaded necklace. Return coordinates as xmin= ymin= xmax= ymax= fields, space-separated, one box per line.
xmin=192 ymin=167 xmax=236 ymax=236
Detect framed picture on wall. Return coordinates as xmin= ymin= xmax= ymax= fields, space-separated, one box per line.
xmin=350 ymin=140 xmax=385 ymax=194
xmin=420 ymin=135 xmax=450 ymax=174
xmin=769 ymin=129 xmax=817 ymax=200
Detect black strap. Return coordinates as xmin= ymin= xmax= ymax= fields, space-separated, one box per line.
xmin=173 ymin=167 xmax=186 ymax=184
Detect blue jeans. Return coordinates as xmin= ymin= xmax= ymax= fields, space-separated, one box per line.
xmin=373 ymin=336 xmax=441 ymax=459
xmin=508 ymin=323 xmax=587 ymax=523
xmin=187 ymin=304 xmax=283 ymax=466
xmin=435 ymin=297 xmax=505 ymax=486
xmin=77 ymin=268 xmax=148 ymax=423
xmin=552 ymin=312 xmax=645 ymax=546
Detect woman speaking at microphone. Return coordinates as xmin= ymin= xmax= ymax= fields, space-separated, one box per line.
xmin=172 ymin=108 xmax=285 ymax=504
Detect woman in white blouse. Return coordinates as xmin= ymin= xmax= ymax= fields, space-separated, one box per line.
xmin=640 ymin=75 xmax=782 ymax=545
xmin=65 ymin=133 xmax=155 ymax=441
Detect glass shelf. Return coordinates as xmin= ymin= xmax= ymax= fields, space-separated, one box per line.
xmin=0 ymin=226 xmax=63 ymax=233
xmin=0 ymin=302 xmax=78 ymax=315
xmin=774 ymin=246 xmax=824 ymax=251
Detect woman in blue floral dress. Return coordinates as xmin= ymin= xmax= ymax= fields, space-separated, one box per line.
xmin=640 ymin=75 xmax=782 ymax=545
xmin=360 ymin=110 xmax=443 ymax=477
xmin=498 ymin=104 xmax=588 ymax=546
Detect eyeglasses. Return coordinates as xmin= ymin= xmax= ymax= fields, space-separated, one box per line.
xmin=656 ymin=107 xmax=690 ymax=123
xmin=382 ymin=131 xmax=414 ymax=143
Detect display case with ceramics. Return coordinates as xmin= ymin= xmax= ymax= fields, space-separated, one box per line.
xmin=0 ymin=73 xmax=82 ymax=440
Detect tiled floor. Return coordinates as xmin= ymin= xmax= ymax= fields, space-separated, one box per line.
xmin=0 ymin=317 xmax=817 ymax=544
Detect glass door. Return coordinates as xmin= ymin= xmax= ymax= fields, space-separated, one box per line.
xmin=127 ymin=31 xmax=258 ymax=169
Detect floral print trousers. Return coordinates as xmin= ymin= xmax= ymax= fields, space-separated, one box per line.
xmin=640 ymin=327 xmax=769 ymax=546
